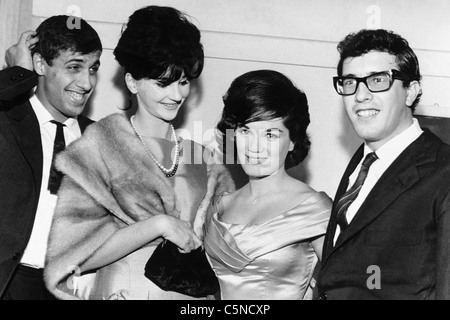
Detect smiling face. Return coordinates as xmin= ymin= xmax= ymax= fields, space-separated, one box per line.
xmin=235 ymin=118 xmax=294 ymax=178
xmin=342 ymin=51 xmax=414 ymax=150
xmin=129 ymin=72 xmax=190 ymax=123
xmin=34 ymin=50 xmax=101 ymax=122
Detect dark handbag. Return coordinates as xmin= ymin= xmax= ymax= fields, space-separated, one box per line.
xmin=144 ymin=240 xmax=219 ymax=298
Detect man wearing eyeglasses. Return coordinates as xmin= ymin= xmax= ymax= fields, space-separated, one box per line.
xmin=317 ymin=29 xmax=450 ymax=300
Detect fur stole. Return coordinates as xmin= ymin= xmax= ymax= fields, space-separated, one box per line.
xmin=43 ymin=113 xmax=235 ymax=300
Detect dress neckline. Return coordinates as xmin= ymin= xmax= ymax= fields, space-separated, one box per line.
xmin=213 ymin=191 xmax=327 ymax=227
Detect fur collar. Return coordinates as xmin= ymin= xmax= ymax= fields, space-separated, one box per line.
xmin=44 ymin=114 xmax=235 ymax=299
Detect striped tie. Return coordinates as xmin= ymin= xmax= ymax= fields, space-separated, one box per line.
xmin=335 ymin=152 xmax=378 ymax=231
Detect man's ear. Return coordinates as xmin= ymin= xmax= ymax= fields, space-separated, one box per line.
xmin=406 ymin=81 xmax=422 ymax=107
xmin=32 ymin=53 xmax=46 ymax=76
xmin=125 ymin=73 xmax=138 ymax=94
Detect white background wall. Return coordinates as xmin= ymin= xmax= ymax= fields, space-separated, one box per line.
xmin=30 ymin=0 xmax=450 ymax=198
xmin=0 ymin=0 xmax=32 ymax=67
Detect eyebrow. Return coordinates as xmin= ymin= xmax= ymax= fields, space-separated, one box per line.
xmin=240 ymin=125 xmax=284 ymax=133
xmin=342 ymin=70 xmax=388 ymax=78
xmin=159 ymin=74 xmax=188 ymax=81
xmin=267 ymin=128 xmax=284 ymax=133
xmin=64 ymin=58 xmax=101 ymax=67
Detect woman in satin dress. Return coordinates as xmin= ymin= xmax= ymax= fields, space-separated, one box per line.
xmin=204 ymin=70 xmax=332 ymax=300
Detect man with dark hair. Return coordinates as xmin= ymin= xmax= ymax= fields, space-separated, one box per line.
xmin=0 ymin=15 xmax=102 ymax=300
xmin=317 ymin=29 xmax=450 ymax=300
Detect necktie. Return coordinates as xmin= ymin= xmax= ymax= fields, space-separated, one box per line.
xmin=48 ymin=120 xmax=66 ymax=195
xmin=335 ymin=152 xmax=378 ymax=231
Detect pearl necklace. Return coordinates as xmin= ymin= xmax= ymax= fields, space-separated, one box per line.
xmin=130 ymin=115 xmax=180 ymax=178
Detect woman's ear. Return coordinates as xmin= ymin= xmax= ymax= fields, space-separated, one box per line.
xmin=406 ymin=81 xmax=422 ymax=107
xmin=289 ymin=141 xmax=295 ymax=152
xmin=125 ymin=73 xmax=139 ymax=94
xmin=33 ymin=53 xmax=46 ymax=76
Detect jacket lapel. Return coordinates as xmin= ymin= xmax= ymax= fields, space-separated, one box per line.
xmin=328 ymin=130 xmax=439 ymax=256
xmin=322 ymin=145 xmax=364 ymax=260
xmin=7 ymin=100 xmax=43 ymax=196
xmin=5 ymin=100 xmax=93 ymax=201
xmin=77 ymin=114 xmax=94 ymax=133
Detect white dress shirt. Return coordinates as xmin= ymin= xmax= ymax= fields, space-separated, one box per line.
xmin=20 ymin=94 xmax=81 ymax=269
xmin=333 ymin=118 xmax=424 ymax=244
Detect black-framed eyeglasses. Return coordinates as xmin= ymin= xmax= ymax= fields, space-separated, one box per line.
xmin=333 ymin=69 xmax=411 ymax=96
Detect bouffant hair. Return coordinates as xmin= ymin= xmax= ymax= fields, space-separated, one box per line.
xmin=113 ymin=6 xmax=204 ymax=84
xmin=217 ymin=69 xmax=311 ymax=169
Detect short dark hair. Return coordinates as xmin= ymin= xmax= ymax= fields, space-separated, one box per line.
xmin=113 ymin=6 xmax=204 ymax=84
xmin=337 ymin=29 xmax=422 ymax=111
xmin=32 ymin=15 xmax=102 ymax=66
xmin=217 ymin=70 xmax=311 ymax=169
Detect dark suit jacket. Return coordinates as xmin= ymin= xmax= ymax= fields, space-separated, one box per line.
xmin=317 ymin=130 xmax=450 ymax=300
xmin=0 ymin=94 xmax=93 ymax=297
xmin=0 ymin=67 xmax=37 ymax=101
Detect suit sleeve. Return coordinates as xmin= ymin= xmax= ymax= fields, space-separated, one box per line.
xmin=0 ymin=66 xmax=37 ymax=101
xmin=436 ymin=187 xmax=450 ymax=299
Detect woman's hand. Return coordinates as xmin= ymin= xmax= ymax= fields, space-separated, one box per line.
xmin=157 ymin=215 xmax=202 ymax=253
xmin=81 ymin=214 xmax=202 ymax=272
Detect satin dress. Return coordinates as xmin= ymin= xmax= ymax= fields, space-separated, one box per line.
xmin=204 ymin=191 xmax=331 ymax=300
xmin=86 ymin=137 xmax=208 ymax=300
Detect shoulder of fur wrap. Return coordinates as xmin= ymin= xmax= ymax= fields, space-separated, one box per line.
xmin=193 ymin=162 xmax=236 ymax=240
xmin=55 ymin=113 xmax=178 ymax=224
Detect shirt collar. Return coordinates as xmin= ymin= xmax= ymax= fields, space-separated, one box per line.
xmin=364 ymin=118 xmax=423 ymax=164
xmin=29 ymin=94 xmax=79 ymax=132
xmin=29 ymin=94 xmax=53 ymax=126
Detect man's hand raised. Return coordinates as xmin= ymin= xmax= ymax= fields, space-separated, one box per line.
xmin=5 ymin=31 xmax=38 ymax=70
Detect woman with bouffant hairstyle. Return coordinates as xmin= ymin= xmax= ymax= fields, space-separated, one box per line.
xmin=204 ymin=70 xmax=331 ymax=300
xmin=44 ymin=6 xmax=234 ymax=300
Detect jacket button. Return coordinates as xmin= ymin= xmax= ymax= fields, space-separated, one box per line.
xmin=318 ymin=292 xmax=328 ymax=300
xmin=12 ymin=252 xmax=21 ymax=260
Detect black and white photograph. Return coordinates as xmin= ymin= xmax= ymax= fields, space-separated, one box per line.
xmin=0 ymin=0 xmax=449 ymax=307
